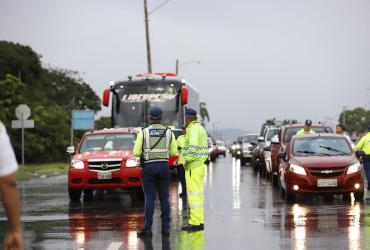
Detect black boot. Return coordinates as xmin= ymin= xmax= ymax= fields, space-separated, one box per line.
xmin=137 ymin=229 xmax=152 ymax=237
xmin=181 ymin=224 xmax=204 ymax=232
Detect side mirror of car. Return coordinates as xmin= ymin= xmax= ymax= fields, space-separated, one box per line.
xmin=278 ymin=152 xmax=287 ymax=159
xmin=258 ymin=136 xmax=264 ymax=142
xmin=66 ymin=146 xmax=75 ymax=154
xmin=250 ymin=142 xmax=257 ymax=146
xmin=271 ymin=136 xmax=280 ymax=145
xmin=264 ymin=146 xmax=271 ymax=152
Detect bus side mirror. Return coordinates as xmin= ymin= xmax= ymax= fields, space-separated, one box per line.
xmin=181 ymin=86 xmax=188 ymax=105
xmin=102 ymin=88 xmax=110 ymax=107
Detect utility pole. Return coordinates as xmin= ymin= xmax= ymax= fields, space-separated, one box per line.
xmin=175 ymin=59 xmax=179 ymax=75
xmin=144 ymin=0 xmax=152 ymax=73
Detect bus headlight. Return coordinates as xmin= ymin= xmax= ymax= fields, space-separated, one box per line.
xmin=71 ymin=160 xmax=85 ymax=169
xmin=347 ymin=163 xmax=361 ymax=175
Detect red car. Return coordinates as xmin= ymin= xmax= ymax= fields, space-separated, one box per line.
xmin=278 ymin=134 xmax=364 ymax=202
xmin=270 ymin=124 xmax=333 ymax=185
xmin=67 ymin=128 xmax=142 ymax=201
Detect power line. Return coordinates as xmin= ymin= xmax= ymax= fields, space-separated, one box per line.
xmin=149 ymin=0 xmax=172 ymax=15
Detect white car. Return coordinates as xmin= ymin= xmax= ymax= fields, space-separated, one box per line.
xmin=241 ymin=133 xmax=259 ymax=165
xmin=262 ymin=127 xmax=280 ymax=178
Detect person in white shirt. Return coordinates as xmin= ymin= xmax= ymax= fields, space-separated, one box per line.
xmin=0 ymin=121 xmax=23 ymax=250
xmin=336 ymin=124 xmax=354 ymax=148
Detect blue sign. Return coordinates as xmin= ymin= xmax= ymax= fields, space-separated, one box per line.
xmin=72 ymin=110 xmax=95 ymax=130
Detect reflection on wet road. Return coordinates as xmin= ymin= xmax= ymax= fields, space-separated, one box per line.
xmin=1 ymin=156 xmax=370 ymax=249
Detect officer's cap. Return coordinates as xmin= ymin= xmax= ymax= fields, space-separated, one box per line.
xmin=150 ymin=107 xmax=162 ymax=119
xmin=185 ymin=108 xmax=197 ymax=117
xmin=305 ymin=119 xmax=313 ymax=126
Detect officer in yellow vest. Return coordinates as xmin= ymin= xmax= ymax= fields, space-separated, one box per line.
xmin=296 ymin=120 xmax=316 ymax=135
xmin=177 ymin=126 xmax=187 ymax=198
xmin=355 ymin=125 xmax=370 ymax=189
xmin=133 ymin=107 xmax=178 ymax=237
xmin=181 ymin=108 xmax=209 ymax=232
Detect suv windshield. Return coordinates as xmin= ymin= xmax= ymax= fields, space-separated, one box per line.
xmin=80 ymin=134 xmax=136 ymax=153
xmin=284 ymin=127 xmax=333 ymax=143
xmin=293 ymin=137 xmax=352 ymax=156
xmin=244 ymin=135 xmax=258 ymax=144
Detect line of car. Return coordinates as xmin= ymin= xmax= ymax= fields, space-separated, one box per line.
xmin=232 ymin=120 xmax=365 ymax=202
xmin=66 ymin=128 xmax=227 ymax=202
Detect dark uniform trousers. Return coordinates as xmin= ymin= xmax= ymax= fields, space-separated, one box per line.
xmin=142 ymin=161 xmax=170 ymax=230
xmin=363 ymin=155 xmax=370 ymax=186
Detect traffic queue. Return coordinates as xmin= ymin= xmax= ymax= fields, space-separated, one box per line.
xmin=230 ymin=119 xmax=369 ymax=202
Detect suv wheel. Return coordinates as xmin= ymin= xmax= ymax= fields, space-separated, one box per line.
xmin=69 ymin=188 xmax=82 ymax=201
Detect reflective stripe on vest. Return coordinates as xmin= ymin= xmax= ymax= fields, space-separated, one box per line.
xmin=143 ymin=127 xmax=171 ymax=163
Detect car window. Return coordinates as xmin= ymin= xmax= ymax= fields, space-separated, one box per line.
xmin=80 ymin=134 xmax=137 ymax=153
xmin=292 ymin=137 xmax=352 ymax=156
xmin=266 ymin=129 xmax=279 ymax=141
xmin=284 ymin=127 xmax=333 ymax=143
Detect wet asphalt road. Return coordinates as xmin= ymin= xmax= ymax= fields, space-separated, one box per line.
xmin=1 ymin=155 xmax=370 ymax=250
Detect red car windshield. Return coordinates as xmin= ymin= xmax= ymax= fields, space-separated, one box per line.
xmin=284 ymin=127 xmax=333 ymax=143
xmin=292 ymin=137 xmax=352 ymax=157
xmin=79 ymin=134 xmax=136 ymax=153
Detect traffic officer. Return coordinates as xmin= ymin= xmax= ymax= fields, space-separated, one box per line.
xmin=296 ymin=120 xmax=315 ymax=135
xmin=181 ymin=108 xmax=209 ymax=232
xmin=355 ymin=125 xmax=370 ymax=190
xmin=177 ymin=126 xmax=187 ymax=198
xmin=133 ymin=107 xmax=178 ymax=237
xmin=0 ymin=121 xmax=23 ymax=250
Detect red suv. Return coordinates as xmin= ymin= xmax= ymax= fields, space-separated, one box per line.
xmin=270 ymin=124 xmax=333 ymax=185
xmin=67 ymin=128 xmax=142 ymax=201
xmin=278 ymin=134 xmax=364 ymax=202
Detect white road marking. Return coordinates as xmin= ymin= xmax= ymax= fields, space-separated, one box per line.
xmin=106 ymin=242 xmax=123 ymax=250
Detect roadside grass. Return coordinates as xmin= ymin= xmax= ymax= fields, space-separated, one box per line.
xmin=17 ymin=162 xmax=69 ymax=180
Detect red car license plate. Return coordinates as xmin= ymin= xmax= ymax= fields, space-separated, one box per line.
xmin=98 ymin=172 xmax=112 ymax=180
xmin=317 ymin=179 xmax=337 ymax=187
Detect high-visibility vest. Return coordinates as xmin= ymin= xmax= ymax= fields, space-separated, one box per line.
xmin=355 ymin=132 xmax=370 ymax=155
xmin=183 ymin=121 xmax=209 ymax=170
xmin=142 ymin=125 xmax=172 ymax=163
xmin=296 ymin=128 xmax=315 ymax=136
xmin=177 ymin=134 xmax=186 ymax=165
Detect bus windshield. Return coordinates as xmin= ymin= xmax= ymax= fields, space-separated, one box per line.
xmin=113 ymin=80 xmax=183 ymax=128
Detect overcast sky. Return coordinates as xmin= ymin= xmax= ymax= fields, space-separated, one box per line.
xmin=1 ymin=0 xmax=370 ymax=131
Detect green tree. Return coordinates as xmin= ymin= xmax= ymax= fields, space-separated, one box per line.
xmin=95 ymin=117 xmax=112 ymax=130
xmin=339 ymin=107 xmax=370 ymax=134
xmin=0 ymin=74 xmax=23 ymax=125
xmin=0 ymin=40 xmax=101 ymax=163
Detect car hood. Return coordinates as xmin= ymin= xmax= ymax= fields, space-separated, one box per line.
xmin=291 ymin=155 xmax=358 ymax=168
xmin=73 ymin=150 xmax=133 ymax=161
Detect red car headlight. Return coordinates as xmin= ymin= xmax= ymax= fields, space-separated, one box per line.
xmin=347 ymin=163 xmax=361 ymax=175
xmin=289 ymin=164 xmax=306 ymax=176
xmin=126 ymin=157 xmax=140 ymax=168
xmin=71 ymin=160 xmax=85 ymax=169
